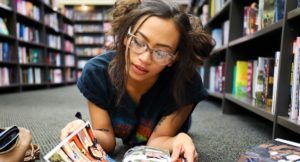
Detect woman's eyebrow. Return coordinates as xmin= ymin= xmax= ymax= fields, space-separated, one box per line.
xmin=137 ymin=31 xmax=174 ymax=51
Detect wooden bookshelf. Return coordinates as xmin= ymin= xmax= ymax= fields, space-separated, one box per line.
xmin=65 ymin=4 xmax=113 ymax=77
xmin=0 ymin=0 xmax=76 ymax=92
xmin=193 ymin=0 xmax=300 ymax=139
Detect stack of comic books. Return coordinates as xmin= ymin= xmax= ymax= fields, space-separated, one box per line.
xmin=44 ymin=121 xmax=115 ymax=162
xmin=238 ymin=138 xmax=300 ymax=162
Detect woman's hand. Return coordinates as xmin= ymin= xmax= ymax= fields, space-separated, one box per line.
xmin=171 ymin=133 xmax=198 ymax=162
xmin=60 ymin=119 xmax=85 ymax=140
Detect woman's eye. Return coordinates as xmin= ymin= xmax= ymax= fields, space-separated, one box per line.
xmin=155 ymin=51 xmax=167 ymax=58
xmin=133 ymin=38 xmax=146 ymax=48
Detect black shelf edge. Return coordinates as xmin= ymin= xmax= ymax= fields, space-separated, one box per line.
xmin=43 ymin=3 xmax=56 ymax=13
xmin=210 ymin=45 xmax=227 ymax=56
xmin=62 ymin=16 xmax=74 ymax=25
xmin=229 ymin=20 xmax=283 ymax=47
xmin=0 ymin=34 xmax=16 ymax=41
xmin=64 ymin=51 xmax=75 ymax=55
xmin=277 ymin=116 xmax=300 ymax=134
xmin=74 ymin=20 xmax=103 ymax=24
xmin=224 ymin=93 xmax=275 ymax=121
xmin=18 ymin=39 xmax=45 ymax=48
xmin=66 ymin=81 xmax=76 ymax=84
xmin=65 ymin=66 xmax=77 ymax=68
xmin=49 ymin=82 xmax=65 ymax=86
xmin=0 ymin=61 xmax=18 ymax=65
xmin=77 ymin=55 xmax=96 ymax=59
xmin=205 ymin=0 xmax=231 ymax=28
xmin=208 ymin=90 xmax=223 ymax=99
xmin=48 ymin=65 xmax=64 ymax=68
xmin=0 ymin=83 xmax=20 ymax=89
xmin=0 ymin=3 xmax=12 ymax=12
xmin=288 ymin=7 xmax=300 ymax=21
xmin=16 ymin=12 xmax=43 ymax=26
xmin=19 ymin=63 xmax=48 ymax=67
xmin=47 ymin=46 xmax=63 ymax=52
xmin=75 ymin=32 xmax=104 ymax=35
xmin=21 ymin=83 xmax=48 ymax=87
xmin=63 ymin=33 xmax=75 ymax=40
xmin=45 ymin=25 xmax=61 ymax=34
xmin=76 ymin=44 xmax=103 ymax=47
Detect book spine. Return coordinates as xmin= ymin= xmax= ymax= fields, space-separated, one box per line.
xmin=272 ymin=51 xmax=280 ymax=114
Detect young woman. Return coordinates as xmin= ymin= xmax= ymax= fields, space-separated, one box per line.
xmin=61 ymin=0 xmax=214 ymax=161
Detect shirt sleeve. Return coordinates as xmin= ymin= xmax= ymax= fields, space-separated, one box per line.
xmin=161 ymin=72 xmax=208 ymax=116
xmin=77 ymin=58 xmax=111 ymax=110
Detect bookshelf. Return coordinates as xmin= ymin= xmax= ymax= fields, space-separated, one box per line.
xmin=191 ymin=0 xmax=300 ymax=140
xmin=64 ymin=5 xmax=112 ymax=78
xmin=0 ymin=0 xmax=76 ymax=93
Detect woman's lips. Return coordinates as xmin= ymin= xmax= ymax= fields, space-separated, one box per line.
xmin=132 ymin=64 xmax=149 ymax=75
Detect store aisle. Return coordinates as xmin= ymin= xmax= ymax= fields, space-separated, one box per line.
xmin=0 ymin=86 xmax=272 ymax=161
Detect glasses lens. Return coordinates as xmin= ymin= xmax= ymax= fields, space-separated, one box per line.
xmin=129 ymin=36 xmax=146 ymax=53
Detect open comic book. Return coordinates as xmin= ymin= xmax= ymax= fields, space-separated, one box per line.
xmin=44 ymin=121 xmax=116 ymax=162
xmin=238 ymin=138 xmax=300 ymax=162
xmin=44 ymin=121 xmax=178 ymax=162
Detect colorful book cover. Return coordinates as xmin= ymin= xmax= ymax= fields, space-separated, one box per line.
xmin=235 ymin=61 xmax=248 ymax=97
xmin=0 ymin=17 xmax=9 ymax=35
xmin=262 ymin=0 xmax=275 ymax=28
xmin=44 ymin=121 xmax=115 ymax=162
xmin=238 ymin=138 xmax=300 ymax=162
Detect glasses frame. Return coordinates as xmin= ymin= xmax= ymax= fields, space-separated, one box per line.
xmin=127 ymin=32 xmax=177 ymax=65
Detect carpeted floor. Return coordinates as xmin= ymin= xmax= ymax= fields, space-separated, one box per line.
xmin=0 ymin=85 xmax=273 ymax=161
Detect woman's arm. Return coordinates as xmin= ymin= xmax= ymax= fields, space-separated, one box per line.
xmin=88 ymin=101 xmax=116 ymax=153
xmin=147 ymin=104 xmax=198 ymax=162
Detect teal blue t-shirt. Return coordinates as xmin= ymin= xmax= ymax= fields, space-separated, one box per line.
xmin=77 ymin=51 xmax=207 ymax=146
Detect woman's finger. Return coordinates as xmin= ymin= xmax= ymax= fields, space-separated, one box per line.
xmin=171 ymin=145 xmax=182 ymax=162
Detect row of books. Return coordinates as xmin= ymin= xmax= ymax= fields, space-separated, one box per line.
xmin=63 ymin=23 xmax=74 ymax=37
xmin=60 ymin=7 xmax=73 ymax=20
xmin=0 ymin=17 xmax=9 ymax=35
xmin=232 ymin=52 xmax=280 ymax=114
xmin=64 ymin=40 xmax=74 ymax=53
xmin=0 ymin=67 xmax=12 ymax=86
xmin=290 ymin=37 xmax=300 ymax=122
xmin=47 ymin=52 xmax=61 ymax=66
xmin=18 ymin=47 xmax=42 ymax=64
xmin=45 ymin=13 xmax=59 ymax=31
xmin=209 ymin=0 xmax=227 ymax=18
xmin=65 ymin=55 xmax=75 ymax=67
xmin=0 ymin=42 xmax=10 ymax=62
xmin=48 ymin=68 xmax=62 ymax=83
xmin=16 ymin=0 xmax=40 ymax=21
xmin=17 ymin=23 xmax=40 ymax=43
xmin=65 ymin=68 xmax=76 ymax=82
xmin=42 ymin=0 xmax=59 ymax=10
xmin=48 ymin=34 xmax=61 ymax=49
xmin=211 ymin=20 xmax=229 ymax=49
xmin=76 ymin=47 xmax=103 ymax=56
xmin=74 ymin=24 xmax=103 ymax=33
xmin=75 ymin=36 xmax=104 ymax=44
xmin=209 ymin=62 xmax=225 ymax=93
xmin=243 ymin=0 xmax=284 ymax=36
xmin=73 ymin=12 xmax=103 ymax=21
xmin=20 ymin=67 xmax=42 ymax=84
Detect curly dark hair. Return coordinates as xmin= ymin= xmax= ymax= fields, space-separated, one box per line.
xmin=108 ymin=0 xmax=214 ymax=105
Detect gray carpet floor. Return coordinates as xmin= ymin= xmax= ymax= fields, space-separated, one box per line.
xmin=0 ymin=86 xmax=273 ymax=162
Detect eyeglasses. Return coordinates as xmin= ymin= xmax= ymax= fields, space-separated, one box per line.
xmin=127 ymin=33 xmax=176 ymax=65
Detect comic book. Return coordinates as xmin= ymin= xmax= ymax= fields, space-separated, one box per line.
xmin=44 ymin=121 xmax=115 ymax=162
xmin=238 ymin=138 xmax=300 ymax=162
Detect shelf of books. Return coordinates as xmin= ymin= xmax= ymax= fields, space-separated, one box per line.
xmin=0 ymin=0 xmax=76 ymax=93
xmin=202 ymin=0 xmax=300 ymax=139
xmin=65 ymin=5 xmax=113 ymax=78
xmin=190 ymin=0 xmax=230 ymax=99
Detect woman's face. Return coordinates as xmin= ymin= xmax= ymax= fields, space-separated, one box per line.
xmin=126 ymin=16 xmax=180 ymax=83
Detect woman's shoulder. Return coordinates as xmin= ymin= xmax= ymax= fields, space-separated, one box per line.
xmin=84 ymin=50 xmax=116 ymax=71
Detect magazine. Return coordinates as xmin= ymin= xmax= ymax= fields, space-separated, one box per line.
xmin=238 ymin=138 xmax=300 ymax=162
xmin=44 ymin=121 xmax=184 ymax=162
xmin=44 ymin=121 xmax=116 ymax=162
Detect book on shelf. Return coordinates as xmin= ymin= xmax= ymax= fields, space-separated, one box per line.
xmin=0 ymin=42 xmax=10 ymax=61
xmin=0 ymin=17 xmax=9 ymax=35
xmin=238 ymin=138 xmax=300 ymax=162
xmin=0 ymin=67 xmax=10 ymax=86
xmin=235 ymin=61 xmax=248 ymax=97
